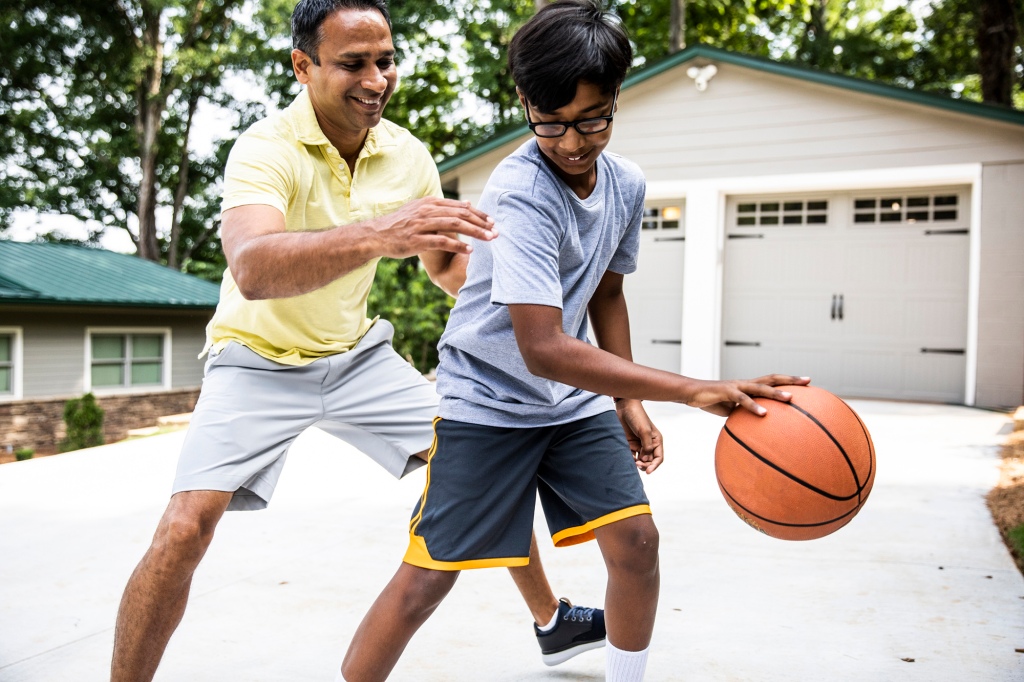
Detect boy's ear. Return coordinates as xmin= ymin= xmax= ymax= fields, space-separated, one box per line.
xmin=515 ymin=87 xmax=528 ymax=109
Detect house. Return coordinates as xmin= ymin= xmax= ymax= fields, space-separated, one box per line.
xmin=0 ymin=241 xmax=219 ymax=451
xmin=438 ymin=45 xmax=1024 ymax=410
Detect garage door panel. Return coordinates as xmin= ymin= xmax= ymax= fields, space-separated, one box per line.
xmin=723 ymin=188 xmax=969 ymax=403
xmin=905 ymin=353 xmax=967 ymax=401
xmin=843 ymin=242 xmax=909 ymax=290
xmin=905 ymin=239 xmax=969 ymax=293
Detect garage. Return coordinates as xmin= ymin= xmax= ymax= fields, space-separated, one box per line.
xmin=721 ymin=188 xmax=970 ymax=402
xmin=623 ymin=201 xmax=686 ymax=373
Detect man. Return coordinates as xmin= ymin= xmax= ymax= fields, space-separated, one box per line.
xmin=110 ymin=1 xmax=606 ymax=679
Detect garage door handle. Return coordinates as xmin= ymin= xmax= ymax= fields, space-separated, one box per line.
xmin=654 ymin=236 xmax=686 ymax=242
xmin=838 ymin=294 xmax=844 ymax=321
xmin=831 ymin=294 xmax=837 ymax=320
xmin=920 ymin=348 xmax=965 ymax=355
xmin=727 ymin=234 xmax=764 ymax=239
xmin=724 ymin=341 xmax=761 ymax=347
xmin=651 ymin=339 xmax=682 ymax=345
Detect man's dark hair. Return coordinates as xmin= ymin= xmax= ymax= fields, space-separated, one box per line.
xmin=508 ymin=0 xmax=632 ymax=113
xmin=292 ymin=0 xmax=391 ymax=65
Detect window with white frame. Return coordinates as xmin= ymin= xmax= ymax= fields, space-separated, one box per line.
xmin=87 ymin=330 xmax=170 ymax=391
xmin=736 ymin=199 xmax=829 ymax=227
xmin=853 ymin=193 xmax=960 ymax=225
xmin=641 ymin=203 xmax=684 ymax=231
xmin=0 ymin=328 xmax=22 ymax=399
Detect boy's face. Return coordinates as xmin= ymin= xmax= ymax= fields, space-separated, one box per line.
xmin=519 ymin=81 xmax=617 ymax=186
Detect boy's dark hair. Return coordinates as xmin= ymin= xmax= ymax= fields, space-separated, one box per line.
xmin=292 ymin=0 xmax=391 ymax=65
xmin=508 ymin=0 xmax=632 ymax=113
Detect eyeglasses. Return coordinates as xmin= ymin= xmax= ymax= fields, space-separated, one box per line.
xmin=524 ymin=92 xmax=617 ymax=138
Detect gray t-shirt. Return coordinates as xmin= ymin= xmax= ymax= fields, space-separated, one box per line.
xmin=436 ymin=139 xmax=646 ymax=427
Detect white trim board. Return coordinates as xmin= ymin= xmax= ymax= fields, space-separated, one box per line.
xmin=0 ymin=327 xmax=24 ymax=401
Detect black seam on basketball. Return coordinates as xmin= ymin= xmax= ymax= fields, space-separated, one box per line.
xmin=846 ymin=404 xmax=876 ymax=505
xmin=720 ymin=481 xmax=860 ymax=528
xmin=723 ymin=425 xmax=859 ymax=502
xmin=787 ymin=400 xmax=864 ymax=494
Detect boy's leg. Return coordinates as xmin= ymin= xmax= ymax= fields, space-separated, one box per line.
xmin=341 ymin=563 xmax=459 ymax=682
xmin=111 ymin=490 xmax=233 ymax=682
xmin=320 ymin=329 xmax=600 ymax=653
xmin=594 ymin=515 xmax=660 ymax=681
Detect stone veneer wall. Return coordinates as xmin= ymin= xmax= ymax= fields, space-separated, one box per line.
xmin=0 ymin=388 xmax=200 ymax=453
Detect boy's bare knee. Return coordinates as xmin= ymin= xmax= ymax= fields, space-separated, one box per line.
xmin=401 ymin=567 xmax=458 ymax=617
xmin=603 ymin=517 xmax=660 ymax=575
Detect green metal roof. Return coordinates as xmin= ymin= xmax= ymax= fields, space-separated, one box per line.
xmin=0 ymin=241 xmax=220 ymax=309
xmin=437 ymin=44 xmax=1024 ymax=175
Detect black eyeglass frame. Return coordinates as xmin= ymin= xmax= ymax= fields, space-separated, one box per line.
xmin=523 ymin=91 xmax=618 ymax=138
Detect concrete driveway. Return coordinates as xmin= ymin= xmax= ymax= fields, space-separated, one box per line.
xmin=1 ymin=400 xmax=1022 ymax=681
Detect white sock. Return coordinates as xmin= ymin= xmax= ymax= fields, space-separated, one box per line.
xmin=606 ymin=641 xmax=649 ymax=682
xmin=537 ymin=606 xmax=560 ymax=632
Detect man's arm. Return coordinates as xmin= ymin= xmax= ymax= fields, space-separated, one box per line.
xmin=222 ymin=197 xmax=496 ymax=300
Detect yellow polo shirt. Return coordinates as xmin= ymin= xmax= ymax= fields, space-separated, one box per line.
xmin=206 ymin=89 xmax=443 ymax=365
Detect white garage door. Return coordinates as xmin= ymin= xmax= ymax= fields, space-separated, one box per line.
xmin=623 ymin=201 xmax=685 ymax=373
xmin=721 ymin=188 xmax=969 ymax=402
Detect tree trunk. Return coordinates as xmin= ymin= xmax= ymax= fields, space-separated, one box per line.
xmin=670 ymin=0 xmax=687 ymax=53
xmin=168 ymin=93 xmax=199 ymax=269
xmin=136 ymin=4 xmax=166 ymax=262
xmin=977 ymin=0 xmax=1019 ymax=106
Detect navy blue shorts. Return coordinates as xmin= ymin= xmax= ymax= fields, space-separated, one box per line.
xmin=404 ymin=411 xmax=652 ymax=570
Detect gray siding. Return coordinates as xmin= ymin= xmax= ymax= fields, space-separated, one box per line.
xmin=976 ymin=163 xmax=1024 ymax=409
xmin=0 ymin=308 xmax=212 ymax=400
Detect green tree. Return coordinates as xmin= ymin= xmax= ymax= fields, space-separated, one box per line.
xmin=368 ymin=257 xmax=453 ymax=373
xmin=0 ymin=0 xmax=265 ymax=274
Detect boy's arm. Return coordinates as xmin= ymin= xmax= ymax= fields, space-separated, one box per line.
xmin=418 ymin=241 xmax=471 ymax=298
xmin=508 ymin=303 xmax=805 ymax=416
xmin=588 ymin=270 xmax=664 ymax=473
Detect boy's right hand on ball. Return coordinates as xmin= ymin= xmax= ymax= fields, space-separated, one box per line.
xmin=685 ymin=374 xmax=811 ymax=417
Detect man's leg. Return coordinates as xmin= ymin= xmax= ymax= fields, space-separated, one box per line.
xmin=341 ymin=563 xmax=459 ymax=682
xmin=507 ymin=532 xmax=560 ymax=625
xmin=594 ymin=514 xmax=660 ymax=681
xmin=111 ymin=490 xmax=233 ymax=682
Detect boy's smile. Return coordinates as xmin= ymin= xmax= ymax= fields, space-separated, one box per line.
xmin=520 ymin=81 xmax=617 ymax=198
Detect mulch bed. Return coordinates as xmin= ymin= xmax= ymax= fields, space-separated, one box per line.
xmin=987 ymin=429 xmax=1024 ymax=576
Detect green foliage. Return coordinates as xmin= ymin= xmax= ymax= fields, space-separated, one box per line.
xmin=60 ymin=393 xmax=105 ymax=452
xmin=1009 ymin=523 xmax=1024 ymax=560
xmin=368 ymin=257 xmax=453 ymax=374
xmin=14 ymin=447 xmax=34 ymax=461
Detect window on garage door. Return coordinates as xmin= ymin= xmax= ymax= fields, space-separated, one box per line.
xmin=852 ymin=192 xmax=962 ymax=226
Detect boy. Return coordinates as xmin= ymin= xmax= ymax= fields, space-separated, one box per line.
xmin=340 ymin=2 xmax=805 ymax=680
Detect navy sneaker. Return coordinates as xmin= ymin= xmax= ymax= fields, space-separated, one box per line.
xmin=534 ymin=598 xmax=606 ymax=666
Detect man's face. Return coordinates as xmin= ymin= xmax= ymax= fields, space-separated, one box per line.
xmin=520 ymin=81 xmax=616 ymax=185
xmin=292 ymin=8 xmax=397 ymax=142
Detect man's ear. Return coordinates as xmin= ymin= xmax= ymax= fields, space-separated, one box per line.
xmin=292 ymin=49 xmax=314 ymax=85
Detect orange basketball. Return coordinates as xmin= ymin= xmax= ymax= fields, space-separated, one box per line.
xmin=714 ymin=384 xmax=875 ymax=541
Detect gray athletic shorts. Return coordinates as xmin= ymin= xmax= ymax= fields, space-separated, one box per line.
xmin=172 ymin=320 xmax=436 ymax=511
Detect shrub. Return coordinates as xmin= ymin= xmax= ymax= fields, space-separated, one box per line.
xmin=14 ymin=447 xmax=34 ymax=461
xmin=60 ymin=393 xmax=105 ymax=452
